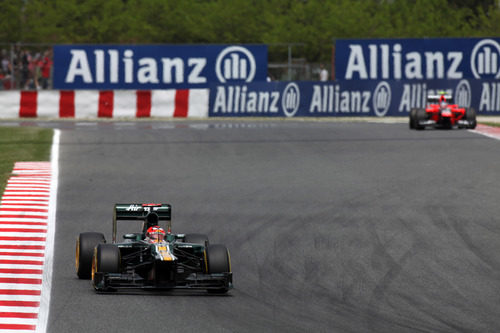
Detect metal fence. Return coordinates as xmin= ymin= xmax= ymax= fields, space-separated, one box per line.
xmin=0 ymin=43 xmax=53 ymax=90
xmin=267 ymin=43 xmax=332 ymax=81
xmin=0 ymin=43 xmax=330 ymax=90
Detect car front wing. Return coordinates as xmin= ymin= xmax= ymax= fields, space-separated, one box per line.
xmin=93 ymin=271 xmax=233 ymax=291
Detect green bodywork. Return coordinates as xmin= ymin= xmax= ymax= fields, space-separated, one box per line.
xmin=91 ymin=203 xmax=231 ymax=292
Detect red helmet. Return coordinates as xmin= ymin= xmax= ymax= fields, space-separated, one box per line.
xmin=146 ymin=226 xmax=165 ymax=243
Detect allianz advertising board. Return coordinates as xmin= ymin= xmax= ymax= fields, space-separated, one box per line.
xmin=53 ymin=45 xmax=267 ymax=89
xmin=209 ymin=79 xmax=500 ymax=117
xmin=335 ymin=38 xmax=500 ymax=81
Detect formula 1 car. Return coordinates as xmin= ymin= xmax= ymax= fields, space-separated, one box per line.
xmin=409 ymin=93 xmax=476 ymax=130
xmin=75 ymin=203 xmax=232 ymax=293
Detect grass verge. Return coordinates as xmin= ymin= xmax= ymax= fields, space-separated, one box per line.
xmin=0 ymin=126 xmax=53 ymax=195
xmin=479 ymin=122 xmax=500 ymax=128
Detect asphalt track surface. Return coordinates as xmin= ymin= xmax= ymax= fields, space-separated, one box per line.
xmin=26 ymin=120 xmax=500 ymax=332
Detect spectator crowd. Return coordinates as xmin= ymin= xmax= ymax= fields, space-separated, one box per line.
xmin=0 ymin=47 xmax=52 ymax=90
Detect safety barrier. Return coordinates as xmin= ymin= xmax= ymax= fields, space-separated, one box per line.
xmin=0 ymin=89 xmax=209 ymax=118
xmin=1 ymin=78 xmax=500 ymax=119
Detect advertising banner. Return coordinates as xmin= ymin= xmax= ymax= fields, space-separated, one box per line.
xmin=335 ymin=38 xmax=500 ymax=81
xmin=209 ymin=79 xmax=500 ymax=117
xmin=53 ymin=44 xmax=267 ymax=90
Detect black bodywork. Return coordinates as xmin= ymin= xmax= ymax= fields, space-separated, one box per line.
xmin=79 ymin=203 xmax=232 ymax=293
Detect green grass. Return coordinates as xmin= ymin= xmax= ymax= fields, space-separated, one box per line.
xmin=0 ymin=126 xmax=53 ymax=195
xmin=479 ymin=122 xmax=500 ymax=128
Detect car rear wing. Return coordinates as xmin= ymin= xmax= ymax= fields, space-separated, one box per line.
xmin=427 ymin=94 xmax=453 ymax=104
xmin=112 ymin=203 xmax=172 ymax=243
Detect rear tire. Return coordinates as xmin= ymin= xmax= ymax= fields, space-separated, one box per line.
xmin=465 ymin=108 xmax=477 ymax=129
xmin=206 ymin=244 xmax=231 ymax=294
xmin=76 ymin=232 xmax=105 ymax=279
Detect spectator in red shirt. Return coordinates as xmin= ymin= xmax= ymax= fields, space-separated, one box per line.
xmin=40 ymin=50 xmax=52 ymax=89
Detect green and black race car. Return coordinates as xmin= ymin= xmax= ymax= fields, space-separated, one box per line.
xmin=75 ymin=203 xmax=232 ymax=293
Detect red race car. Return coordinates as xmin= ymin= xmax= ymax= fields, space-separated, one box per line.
xmin=409 ymin=93 xmax=476 ymax=130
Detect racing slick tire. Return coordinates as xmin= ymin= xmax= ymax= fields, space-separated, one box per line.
xmin=184 ymin=233 xmax=209 ymax=247
xmin=415 ymin=108 xmax=426 ymax=130
xmin=92 ymin=244 xmax=121 ymax=291
xmin=465 ymin=108 xmax=477 ymax=129
xmin=76 ymin=232 xmax=106 ymax=279
xmin=206 ymin=244 xmax=231 ymax=294
xmin=409 ymin=109 xmax=417 ymax=129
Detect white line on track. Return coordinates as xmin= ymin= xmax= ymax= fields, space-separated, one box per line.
xmin=36 ymin=129 xmax=59 ymax=333
xmin=469 ymin=124 xmax=500 ymax=141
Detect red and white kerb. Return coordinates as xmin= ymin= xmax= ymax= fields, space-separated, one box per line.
xmin=0 ymin=89 xmax=209 ymax=119
xmin=472 ymin=124 xmax=500 ymax=140
xmin=0 ymin=162 xmax=52 ymax=332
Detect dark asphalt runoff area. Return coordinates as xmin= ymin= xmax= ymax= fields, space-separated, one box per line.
xmin=27 ymin=120 xmax=500 ymax=332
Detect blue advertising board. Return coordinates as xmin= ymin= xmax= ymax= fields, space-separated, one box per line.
xmin=209 ymin=79 xmax=500 ymax=117
xmin=335 ymin=38 xmax=500 ymax=81
xmin=53 ymin=44 xmax=268 ymax=89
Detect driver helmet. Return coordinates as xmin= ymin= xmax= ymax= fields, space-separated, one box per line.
xmin=146 ymin=226 xmax=166 ymax=243
xmin=439 ymin=95 xmax=447 ymax=108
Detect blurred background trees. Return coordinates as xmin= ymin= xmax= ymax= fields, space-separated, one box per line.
xmin=2 ymin=0 xmax=500 ymax=68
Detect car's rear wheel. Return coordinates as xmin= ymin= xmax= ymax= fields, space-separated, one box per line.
xmin=76 ymin=232 xmax=105 ymax=279
xmin=465 ymin=108 xmax=477 ymax=129
xmin=92 ymin=244 xmax=121 ymax=291
xmin=206 ymin=244 xmax=231 ymax=294
xmin=184 ymin=233 xmax=209 ymax=247
xmin=415 ymin=109 xmax=426 ymax=130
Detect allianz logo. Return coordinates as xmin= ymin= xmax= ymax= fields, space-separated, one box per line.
xmin=454 ymin=78 xmax=500 ymax=112
xmin=215 ymin=46 xmax=257 ymax=82
xmin=397 ymin=81 xmax=471 ymax=112
xmin=64 ymin=45 xmax=257 ymax=84
xmin=455 ymin=80 xmax=472 ymax=107
xmin=344 ymin=38 xmax=500 ymax=80
xmin=471 ymin=39 xmax=500 ymax=79
xmin=213 ymin=82 xmax=393 ymax=117
xmin=309 ymin=82 xmax=391 ymax=117
xmin=282 ymin=83 xmax=300 ymax=117
xmin=212 ymin=83 xmax=300 ymax=117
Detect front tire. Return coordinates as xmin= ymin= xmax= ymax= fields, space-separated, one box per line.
xmin=465 ymin=108 xmax=477 ymax=129
xmin=76 ymin=232 xmax=105 ymax=279
xmin=409 ymin=109 xmax=416 ymax=129
xmin=415 ymin=109 xmax=426 ymax=130
xmin=206 ymin=244 xmax=231 ymax=294
xmin=92 ymin=244 xmax=121 ymax=291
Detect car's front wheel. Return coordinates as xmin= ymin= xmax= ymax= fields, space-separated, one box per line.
xmin=415 ymin=109 xmax=427 ymax=130
xmin=206 ymin=244 xmax=231 ymax=294
xmin=76 ymin=232 xmax=106 ymax=279
xmin=465 ymin=108 xmax=477 ymax=129
xmin=409 ymin=109 xmax=417 ymax=129
xmin=92 ymin=244 xmax=121 ymax=291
